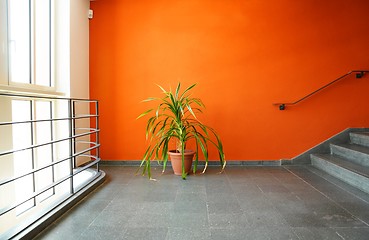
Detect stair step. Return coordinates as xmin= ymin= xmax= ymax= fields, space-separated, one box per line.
xmin=311 ymin=154 xmax=369 ymax=194
xmin=330 ymin=143 xmax=369 ymax=167
xmin=350 ymin=132 xmax=369 ymax=147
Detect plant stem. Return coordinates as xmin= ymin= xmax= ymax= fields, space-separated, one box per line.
xmin=181 ymin=141 xmax=186 ymax=179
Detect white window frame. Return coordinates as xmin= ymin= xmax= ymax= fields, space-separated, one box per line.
xmin=0 ymin=0 xmax=63 ymax=96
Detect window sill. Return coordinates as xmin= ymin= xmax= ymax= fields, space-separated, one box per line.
xmin=0 ymin=84 xmax=65 ymax=98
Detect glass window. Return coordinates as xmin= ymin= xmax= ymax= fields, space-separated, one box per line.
xmin=8 ymin=0 xmax=31 ymax=84
xmin=12 ymin=99 xmax=57 ymax=214
xmin=34 ymin=0 xmax=52 ymax=87
xmin=0 ymin=0 xmax=8 ymax=86
xmin=7 ymin=0 xmax=54 ymax=88
xmin=12 ymin=100 xmax=34 ymax=214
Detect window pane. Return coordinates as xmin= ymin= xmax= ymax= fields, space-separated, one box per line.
xmin=8 ymin=0 xmax=31 ymax=84
xmin=0 ymin=0 xmax=8 ymax=85
xmin=12 ymin=100 xmax=34 ymax=214
xmin=34 ymin=100 xmax=54 ymax=201
xmin=34 ymin=0 xmax=51 ymax=87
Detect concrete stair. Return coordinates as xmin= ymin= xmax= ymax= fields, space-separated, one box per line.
xmin=311 ymin=132 xmax=369 ymax=194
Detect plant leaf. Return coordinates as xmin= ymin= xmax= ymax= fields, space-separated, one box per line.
xmin=179 ymin=83 xmax=197 ymax=101
xmin=157 ymin=84 xmax=167 ymax=94
xmin=137 ymin=109 xmax=153 ymax=119
xmin=175 ymin=82 xmax=181 ymax=99
xmin=142 ymin=97 xmax=158 ymax=102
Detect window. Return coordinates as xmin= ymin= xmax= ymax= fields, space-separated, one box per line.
xmin=0 ymin=0 xmax=8 ymax=85
xmin=3 ymin=0 xmax=55 ymax=90
xmin=11 ymin=99 xmax=68 ymax=215
xmin=0 ymin=1 xmax=94 ymax=237
xmin=0 ymin=0 xmax=65 ymax=233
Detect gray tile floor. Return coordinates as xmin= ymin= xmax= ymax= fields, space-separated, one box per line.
xmin=35 ymin=165 xmax=369 ymax=240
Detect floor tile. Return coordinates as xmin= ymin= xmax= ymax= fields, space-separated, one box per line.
xmin=34 ymin=165 xmax=369 ymax=240
xmin=167 ymin=227 xmax=211 ymax=240
xmin=334 ymin=227 xmax=369 ymax=240
xmin=169 ymin=212 xmax=209 ymax=228
xmin=208 ymin=212 xmax=248 ymax=229
xmin=79 ymin=225 xmax=126 ymax=240
xmin=210 ymin=227 xmax=269 ymax=240
xmin=292 ymin=227 xmax=342 ymax=240
xmin=122 ymin=227 xmax=168 ymax=240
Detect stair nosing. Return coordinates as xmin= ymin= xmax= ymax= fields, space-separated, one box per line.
xmin=330 ymin=143 xmax=369 ymax=168
xmin=350 ymin=132 xmax=369 ymax=138
xmin=331 ymin=143 xmax=369 ymax=155
xmin=350 ymin=132 xmax=369 ymax=147
xmin=311 ymin=153 xmax=369 ymax=179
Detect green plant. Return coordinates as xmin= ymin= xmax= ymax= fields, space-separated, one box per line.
xmin=137 ymin=82 xmax=226 ymax=179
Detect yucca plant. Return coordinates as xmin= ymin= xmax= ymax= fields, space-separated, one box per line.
xmin=137 ymin=82 xmax=226 ymax=179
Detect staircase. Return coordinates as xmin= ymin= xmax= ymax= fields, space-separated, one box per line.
xmin=311 ymin=132 xmax=369 ymax=194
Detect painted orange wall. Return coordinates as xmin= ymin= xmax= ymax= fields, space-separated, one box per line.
xmin=90 ymin=0 xmax=369 ymax=161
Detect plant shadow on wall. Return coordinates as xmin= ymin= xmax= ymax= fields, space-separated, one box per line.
xmin=137 ymin=83 xmax=226 ymax=180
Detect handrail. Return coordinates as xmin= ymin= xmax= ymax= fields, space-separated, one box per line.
xmin=273 ymin=70 xmax=369 ymax=110
xmin=0 ymin=92 xmax=101 ymax=238
xmin=0 ymin=91 xmax=98 ymax=102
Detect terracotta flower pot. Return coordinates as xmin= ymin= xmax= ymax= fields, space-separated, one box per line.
xmin=168 ymin=150 xmax=195 ymax=175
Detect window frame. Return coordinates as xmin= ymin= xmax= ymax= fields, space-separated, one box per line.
xmin=0 ymin=0 xmax=60 ymax=96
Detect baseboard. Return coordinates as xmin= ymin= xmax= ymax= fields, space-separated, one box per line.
xmin=100 ymin=160 xmax=282 ymax=166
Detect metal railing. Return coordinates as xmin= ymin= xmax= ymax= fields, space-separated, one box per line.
xmin=0 ymin=92 xmax=100 ymax=237
xmin=273 ymin=70 xmax=369 ymax=110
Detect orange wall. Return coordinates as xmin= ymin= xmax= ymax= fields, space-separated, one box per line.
xmin=90 ymin=0 xmax=369 ymax=161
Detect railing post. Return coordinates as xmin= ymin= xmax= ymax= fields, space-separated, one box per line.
xmin=95 ymin=101 xmax=100 ymax=172
xmin=30 ymin=100 xmax=36 ymax=207
xmin=73 ymin=100 xmax=77 ymax=168
xmin=50 ymin=100 xmax=56 ymax=195
xmin=68 ymin=99 xmax=74 ymax=194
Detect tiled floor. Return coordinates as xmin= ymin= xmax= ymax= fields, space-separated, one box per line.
xmin=35 ymin=165 xmax=369 ymax=240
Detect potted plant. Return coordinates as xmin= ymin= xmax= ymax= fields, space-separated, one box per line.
xmin=137 ymin=82 xmax=226 ymax=179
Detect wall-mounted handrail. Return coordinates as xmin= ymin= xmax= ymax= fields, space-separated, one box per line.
xmin=273 ymin=70 xmax=369 ymax=110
